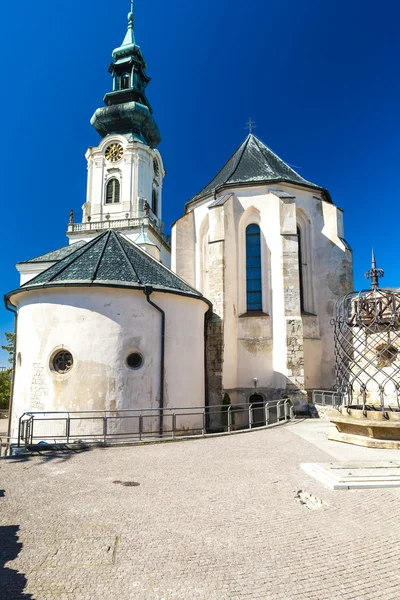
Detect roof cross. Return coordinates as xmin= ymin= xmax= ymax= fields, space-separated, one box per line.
xmin=245 ymin=117 xmax=256 ymax=134
xmin=130 ymin=0 xmax=135 ymax=12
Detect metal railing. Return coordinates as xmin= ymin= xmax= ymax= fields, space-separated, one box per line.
xmin=16 ymin=400 xmax=293 ymax=450
xmin=67 ymin=216 xmax=171 ymax=246
xmin=312 ymin=390 xmax=341 ymax=408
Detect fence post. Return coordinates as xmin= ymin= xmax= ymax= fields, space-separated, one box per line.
xmin=202 ymin=409 xmax=206 ymax=436
xmin=249 ymin=404 xmax=253 ymax=429
xmin=66 ymin=416 xmax=71 ymax=444
xmin=18 ymin=415 xmax=23 ymax=448
xmin=227 ymin=406 xmax=232 ymax=433
xmin=103 ymin=416 xmax=107 ymax=444
xmin=284 ymin=401 xmax=289 ymax=421
xmin=172 ymin=412 xmax=176 ymax=440
xmin=139 ymin=414 xmax=143 ymax=441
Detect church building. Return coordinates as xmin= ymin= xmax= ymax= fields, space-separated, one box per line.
xmin=5 ymin=6 xmax=353 ymax=440
xmin=172 ymin=134 xmax=353 ymax=409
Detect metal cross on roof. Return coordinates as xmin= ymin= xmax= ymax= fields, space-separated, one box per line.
xmin=245 ymin=118 xmax=256 ymax=134
xmin=130 ymin=0 xmax=135 ymax=12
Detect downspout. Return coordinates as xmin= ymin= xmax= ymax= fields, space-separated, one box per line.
xmin=4 ymin=301 xmax=18 ymax=446
xmin=144 ymin=286 xmax=165 ymax=436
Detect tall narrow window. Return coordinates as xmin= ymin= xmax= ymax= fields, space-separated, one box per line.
xmin=297 ymin=226 xmax=305 ymax=312
xmin=152 ymin=189 xmax=158 ymax=216
xmin=246 ymin=224 xmax=262 ymax=311
xmin=106 ymin=179 xmax=120 ymax=204
xmin=121 ymin=73 xmax=130 ymax=90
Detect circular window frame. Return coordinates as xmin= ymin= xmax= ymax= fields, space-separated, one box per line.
xmin=50 ymin=349 xmax=74 ymax=375
xmin=126 ymin=352 xmax=144 ymax=371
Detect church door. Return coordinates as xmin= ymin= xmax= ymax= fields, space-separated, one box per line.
xmin=249 ymin=394 xmax=265 ymax=427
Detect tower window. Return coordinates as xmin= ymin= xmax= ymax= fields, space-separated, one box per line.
xmin=121 ymin=73 xmax=130 ymax=90
xmin=106 ymin=179 xmax=120 ymax=204
xmin=246 ymin=224 xmax=262 ymax=311
xmin=152 ymin=189 xmax=158 ymax=216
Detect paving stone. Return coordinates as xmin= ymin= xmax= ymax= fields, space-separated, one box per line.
xmin=1 ymin=424 xmax=400 ymax=599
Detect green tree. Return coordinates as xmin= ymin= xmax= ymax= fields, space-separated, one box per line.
xmin=0 ymin=369 xmax=11 ymax=410
xmin=1 ymin=332 xmax=15 ymax=365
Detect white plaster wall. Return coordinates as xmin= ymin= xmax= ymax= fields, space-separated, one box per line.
xmin=9 ymin=287 xmax=207 ymax=441
xmin=173 ymin=180 xmax=353 ymax=398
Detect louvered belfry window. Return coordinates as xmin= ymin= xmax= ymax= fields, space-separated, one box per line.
xmin=106 ymin=179 xmax=120 ymax=204
xmin=246 ymin=224 xmax=262 ymax=311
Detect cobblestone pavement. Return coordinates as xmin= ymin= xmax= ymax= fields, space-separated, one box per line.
xmin=2 ymin=422 xmax=400 ymax=600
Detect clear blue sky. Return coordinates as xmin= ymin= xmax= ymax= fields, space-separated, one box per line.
xmin=0 ymin=0 xmax=399 ymax=365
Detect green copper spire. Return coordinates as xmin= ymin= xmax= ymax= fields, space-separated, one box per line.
xmin=90 ymin=2 xmax=161 ymax=148
xmin=113 ymin=3 xmax=138 ymax=60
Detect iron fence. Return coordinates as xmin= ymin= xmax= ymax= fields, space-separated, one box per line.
xmin=312 ymin=390 xmax=341 ymax=408
xmin=16 ymin=400 xmax=293 ymax=450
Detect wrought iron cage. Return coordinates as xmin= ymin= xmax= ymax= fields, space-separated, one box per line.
xmin=334 ymin=287 xmax=400 ymax=410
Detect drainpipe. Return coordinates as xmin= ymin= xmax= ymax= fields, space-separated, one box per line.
xmin=4 ymin=302 xmax=18 ymax=446
xmin=144 ymin=286 xmax=165 ymax=436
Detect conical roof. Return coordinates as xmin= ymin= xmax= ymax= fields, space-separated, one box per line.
xmin=6 ymin=231 xmax=206 ymax=303
xmin=187 ymin=134 xmax=330 ymax=207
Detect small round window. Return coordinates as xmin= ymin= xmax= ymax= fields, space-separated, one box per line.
xmin=127 ymin=352 xmax=143 ymax=370
xmin=52 ymin=351 xmax=73 ymax=374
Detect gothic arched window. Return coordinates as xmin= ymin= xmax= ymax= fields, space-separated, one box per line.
xmin=246 ymin=224 xmax=262 ymax=311
xmin=152 ymin=189 xmax=158 ymax=216
xmin=105 ymin=179 xmax=120 ymax=204
xmin=121 ymin=73 xmax=130 ymax=90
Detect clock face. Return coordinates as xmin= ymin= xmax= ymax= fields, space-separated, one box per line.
xmin=105 ymin=143 xmax=124 ymax=163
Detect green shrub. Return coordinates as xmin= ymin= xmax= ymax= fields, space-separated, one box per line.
xmin=0 ymin=370 xmax=11 ymax=410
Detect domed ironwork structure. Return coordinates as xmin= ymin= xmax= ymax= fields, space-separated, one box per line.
xmin=334 ymin=251 xmax=400 ymax=412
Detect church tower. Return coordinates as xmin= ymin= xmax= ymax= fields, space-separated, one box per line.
xmin=67 ymin=6 xmax=170 ymax=265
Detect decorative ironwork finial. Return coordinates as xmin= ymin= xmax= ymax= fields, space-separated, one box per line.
xmin=365 ymin=248 xmax=384 ymax=290
xmin=245 ymin=118 xmax=256 ymax=134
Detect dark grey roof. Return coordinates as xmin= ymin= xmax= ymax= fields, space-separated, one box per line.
xmin=187 ymin=134 xmax=331 ymax=207
xmin=9 ymin=231 xmax=206 ymax=302
xmin=208 ymin=194 xmax=234 ymax=208
xmin=19 ymin=241 xmax=87 ymax=264
xmin=268 ymin=189 xmax=296 ymax=199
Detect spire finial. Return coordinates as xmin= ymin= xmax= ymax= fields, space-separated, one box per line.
xmin=128 ymin=0 xmax=134 ymax=23
xmin=365 ymin=248 xmax=384 ymax=290
xmin=245 ymin=117 xmax=256 ymax=134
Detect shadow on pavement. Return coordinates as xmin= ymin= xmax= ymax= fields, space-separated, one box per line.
xmin=0 ymin=505 xmax=34 ymax=599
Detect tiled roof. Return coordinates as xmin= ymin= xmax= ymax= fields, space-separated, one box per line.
xmin=187 ymin=134 xmax=330 ymax=207
xmin=208 ymin=194 xmax=234 ymax=208
xmin=19 ymin=241 xmax=87 ymax=264
xmin=14 ymin=231 xmax=204 ymax=300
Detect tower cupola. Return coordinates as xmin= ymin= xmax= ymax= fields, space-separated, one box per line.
xmin=91 ymin=6 xmax=161 ymax=148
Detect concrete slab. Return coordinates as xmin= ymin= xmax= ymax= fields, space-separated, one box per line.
xmin=301 ymin=461 xmax=400 ymax=490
